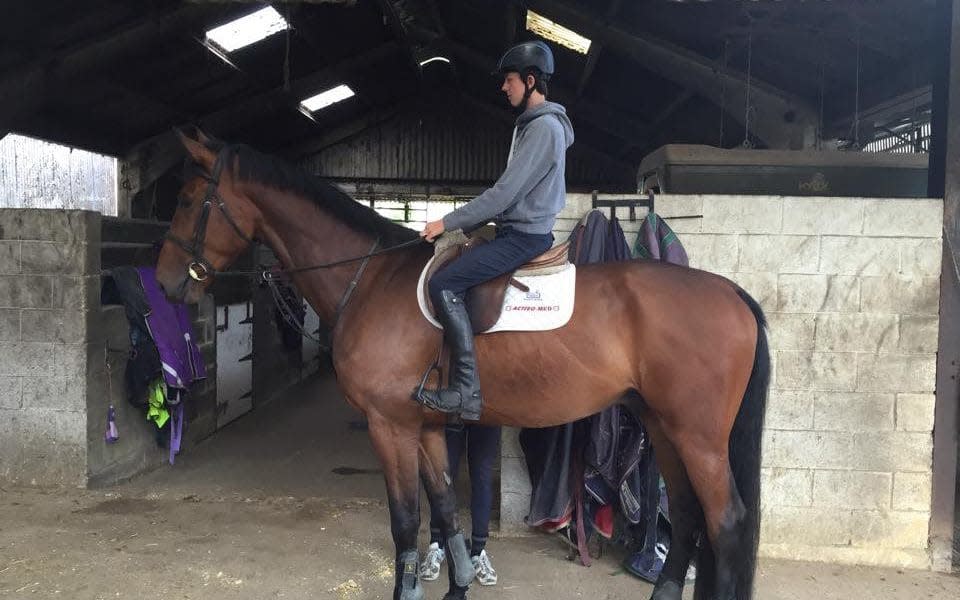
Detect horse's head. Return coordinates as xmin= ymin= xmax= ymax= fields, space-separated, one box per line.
xmin=156 ymin=128 xmax=259 ymax=304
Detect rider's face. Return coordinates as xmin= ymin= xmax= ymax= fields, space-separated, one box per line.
xmin=501 ymin=72 xmax=529 ymax=108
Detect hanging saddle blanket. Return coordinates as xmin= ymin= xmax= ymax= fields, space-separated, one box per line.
xmin=416 ymin=238 xmax=577 ymax=333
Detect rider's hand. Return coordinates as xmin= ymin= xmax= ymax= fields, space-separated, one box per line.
xmin=421 ymin=219 xmax=445 ymax=242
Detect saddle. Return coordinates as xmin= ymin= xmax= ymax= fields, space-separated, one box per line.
xmin=423 ymin=238 xmax=571 ymax=332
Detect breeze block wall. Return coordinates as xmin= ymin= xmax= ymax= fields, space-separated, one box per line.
xmin=0 ymin=208 xmax=219 ymax=487
xmin=0 ymin=209 xmax=99 ymax=486
xmin=500 ymin=193 xmax=942 ymax=570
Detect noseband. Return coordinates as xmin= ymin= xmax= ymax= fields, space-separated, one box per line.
xmin=164 ymin=148 xmax=256 ymax=283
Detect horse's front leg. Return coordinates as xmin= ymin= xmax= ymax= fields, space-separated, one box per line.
xmin=367 ymin=410 xmax=425 ymax=600
xmin=419 ymin=424 xmax=473 ymax=600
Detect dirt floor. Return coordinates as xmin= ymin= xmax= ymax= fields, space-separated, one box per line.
xmin=1 ymin=375 xmax=958 ymax=600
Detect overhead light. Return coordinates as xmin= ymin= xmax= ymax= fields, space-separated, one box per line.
xmin=299 ymin=84 xmax=356 ymax=114
xmin=205 ymin=6 xmax=290 ymax=53
xmin=526 ymin=10 xmax=592 ymax=55
xmin=419 ymin=56 xmax=451 ymax=67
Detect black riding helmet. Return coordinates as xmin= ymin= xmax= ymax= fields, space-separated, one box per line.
xmin=494 ymin=40 xmax=555 ymax=78
xmin=494 ymin=41 xmax=555 ymax=112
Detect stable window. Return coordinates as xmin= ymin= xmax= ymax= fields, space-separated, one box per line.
xmin=0 ymin=133 xmax=118 ymax=215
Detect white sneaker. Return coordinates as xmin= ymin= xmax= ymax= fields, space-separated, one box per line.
xmin=471 ymin=549 xmax=497 ymax=586
xmin=419 ymin=542 xmax=445 ymax=581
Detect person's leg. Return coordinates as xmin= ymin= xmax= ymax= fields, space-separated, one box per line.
xmin=464 ymin=424 xmax=500 ymax=555
xmin=427 ymin=426 xmax=467 ymax=549
xmin=465 ymin=424 xmax=501 ymax=586
xmin=420 ymin=230 xmax=554 ymax=420
xmin=427 ymin=229 xmax=554 ymax=308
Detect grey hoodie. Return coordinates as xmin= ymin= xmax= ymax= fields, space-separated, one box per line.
xmin=443 ymin=101 xmax=575 ymax=235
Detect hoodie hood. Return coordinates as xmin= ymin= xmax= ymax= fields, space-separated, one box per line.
xmin=517 ymin=101 xmax=574 ymax=148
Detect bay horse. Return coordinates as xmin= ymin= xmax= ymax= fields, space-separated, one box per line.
xmin=156 ymin=128 xmax=769 ymax=600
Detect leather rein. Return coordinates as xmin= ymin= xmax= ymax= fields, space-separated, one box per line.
xmin=165 ymin=146 xmax=423 ymax=335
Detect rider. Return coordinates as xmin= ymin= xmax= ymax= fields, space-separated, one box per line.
xmin=417 ymin=40 xmax=575 ymax=420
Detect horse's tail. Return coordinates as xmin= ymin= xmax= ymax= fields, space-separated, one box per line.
xmin=725 ymin=287 xmax=770 ymax=599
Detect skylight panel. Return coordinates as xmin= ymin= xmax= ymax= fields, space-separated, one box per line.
xmin=206 ymin=6 xmax=290 ymax=53
xmin=525 ymin=10 xmax=592 ymax=55
xmin=299 ymin=85 xmax=356 ymax=114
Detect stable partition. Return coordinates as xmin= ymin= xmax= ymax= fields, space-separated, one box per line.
xmin=0 ymin=209 xmax=219 ymax=487
xmin=501 ymin=193 xmax=942 ymax=570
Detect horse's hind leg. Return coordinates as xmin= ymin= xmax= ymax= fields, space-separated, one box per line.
xmin=672 ymin=433 xmax=745 ymax=600
xmin=419 ymin=424 xmax=473 ymax=599
xmin=631 ymin=411 xmax=703 ymax=600
xmin=367 ymin=412 xmax=425 ymax=600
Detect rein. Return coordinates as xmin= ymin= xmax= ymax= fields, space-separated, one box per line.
xmin=166 ymin=145 xmax=426 ymax=342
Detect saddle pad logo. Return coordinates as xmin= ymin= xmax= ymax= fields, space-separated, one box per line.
xmin=417 ymin=262 xmax=576 ymax=333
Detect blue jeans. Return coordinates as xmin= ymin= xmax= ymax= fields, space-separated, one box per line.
xmin=429 ymin=424 xmax=502 ymax=555
xmin=428 ymin=227 xmax=554 ymax=308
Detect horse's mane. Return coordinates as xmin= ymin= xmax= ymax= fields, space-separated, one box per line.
xmin=195 ymin=140 xmax=419 ymax=247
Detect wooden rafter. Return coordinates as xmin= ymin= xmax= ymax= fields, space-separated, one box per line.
xmin=0 ymin=3 xmax=218 ymax=135
xmin=518 ymin=0 xmax=818 ymax=148
xmin=121 ymin=42 xmax=400 ymax=199
xmin=574 ymin=0 xmax=623 ymax=98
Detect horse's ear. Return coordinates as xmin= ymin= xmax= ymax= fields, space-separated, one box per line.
xmin=194 ymin=127 xmax=215 ymax=146
xmin=173 ymin=127 xmax=215 ymax=172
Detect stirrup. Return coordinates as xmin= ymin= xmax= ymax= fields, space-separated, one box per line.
xmin=413 ymin=361 xmax=442 ymax=404
xmin=415 ymin=385 xmax=465 ymax=415
xmin=413 ymin=363 xmax=464 ymax=416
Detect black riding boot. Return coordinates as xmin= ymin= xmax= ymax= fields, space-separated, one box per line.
xmin=417 ymin=290 xmax=482 ymax=421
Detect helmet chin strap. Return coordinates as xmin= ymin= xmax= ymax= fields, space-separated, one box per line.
xmin=513 ymin=77 xmax=536 ymax=115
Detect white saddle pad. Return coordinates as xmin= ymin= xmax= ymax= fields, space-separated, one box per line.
xmin=416 ymin=257 xmax=576 ymax=333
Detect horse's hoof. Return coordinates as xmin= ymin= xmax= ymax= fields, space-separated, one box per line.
xmin=442 ymin=593 xmax=467 ymax=600
xmin=650 ymin=580 xmax=683 ymax=600
xmin=398 ymin=583 xmax=425 ymax=600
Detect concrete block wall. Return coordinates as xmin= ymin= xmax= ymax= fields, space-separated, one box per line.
xmin=185 ymin=294 xmax=219 ymax=441
xmin=86 ymin=305 xmax=165 ymax=487
xmin=0 ymin=209 xmax=100 ymax=486
xmin=500 ymin=194 xmax=942 ymax=569
xmin=658 ymin=194 xmax=941 ymax=569
xmin=0 ymin=208 xmax=220 ymax=487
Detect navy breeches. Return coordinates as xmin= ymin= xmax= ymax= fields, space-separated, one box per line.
xmin=428 ymin=227 xmax=554 ymax=308
xmin=429 ymin=424 xmax=502 ymax=551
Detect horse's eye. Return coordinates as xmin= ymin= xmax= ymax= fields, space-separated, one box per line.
xmin=178 ymin=195 xmax=193 ymax=208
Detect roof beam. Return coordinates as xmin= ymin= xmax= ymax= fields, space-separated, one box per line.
xmin=197 ymin=41 xmax=398 ymax=135
xmin=575 ymin=0 xmax=623 ymax=98
xmin=829 ymin=86 xmax=932 ymax=139
xmin=0 ymin=4 xmax=216 ymax=135
xmin=121 ymin=42 xmax=401 ymax=197
xmin=518 ymin=0 xmax=818 ymax=148
xmin=619 ymin=90 xmax=694 ymax=158
xmin=376 ymin=0 xmax=418 ymax=71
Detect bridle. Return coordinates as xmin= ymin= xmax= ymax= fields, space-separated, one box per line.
xmin=161 ymin=145 xmax=422 ymax=340
xmin=164 ymin=148 xmax=256 ymax=283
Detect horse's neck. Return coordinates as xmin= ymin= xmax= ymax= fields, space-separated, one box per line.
xmin=252 ymin=187 xmax=382 ymax=326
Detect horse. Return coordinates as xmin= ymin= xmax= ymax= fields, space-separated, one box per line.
xmin=155 ymin=128 xmax=769 ymax=600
